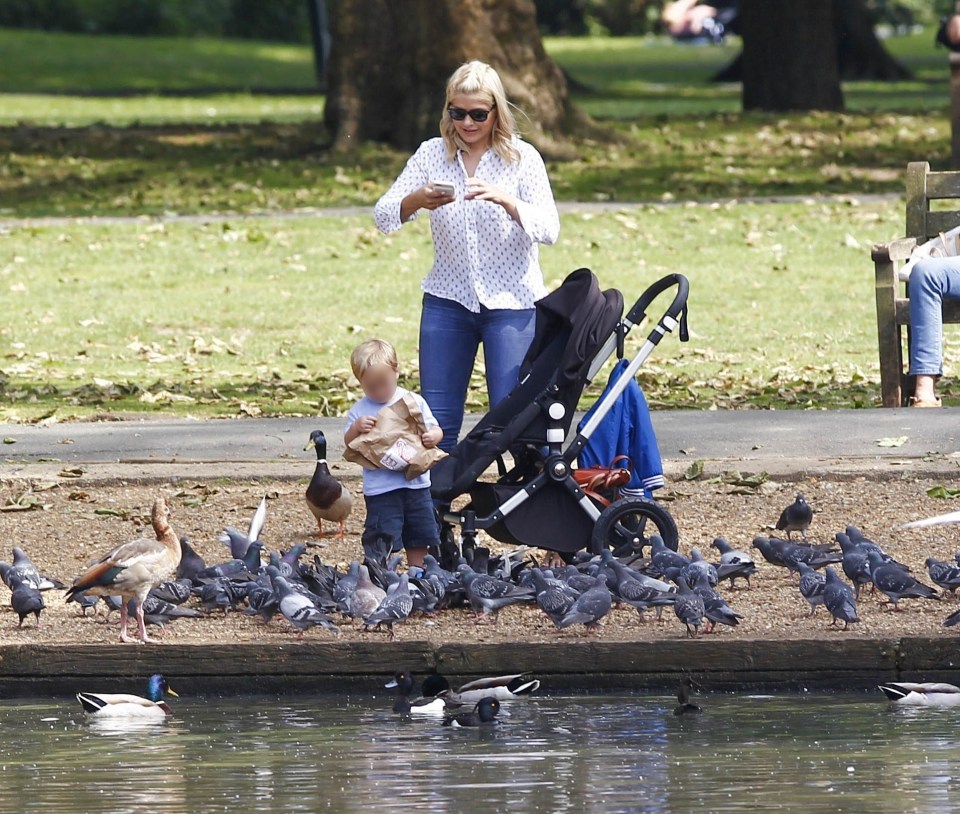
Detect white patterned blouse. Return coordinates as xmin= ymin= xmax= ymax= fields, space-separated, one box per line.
xmin=374 ymin=136 xmax=560 ymax=313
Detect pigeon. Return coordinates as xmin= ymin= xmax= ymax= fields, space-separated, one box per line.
xmin=348 ymin=565 xmax=386 ymax=620
xmin=457 ymin=564 xmax=534 ymax=622
xmin=442 ymin=696 xmax=501 ymax=728
xmin=777 ymin=539 xmax=843 ymax=575
xmin=557 ymin=575 xmax=612 ymax=634
xmin=274 ymin=576 xmax=339 ymax=638
xmin=680 ymin=548 xmax=718 ymax=588
xmin=134 ymin=595 xmax=203 ymax=628
xmin=334 ymin=561 xmax=361 ymax=615
xmin=690 ymin=573 xmax=742 ymax=633
xmin=65 ymin=589 xmax=100 ymax=616
xmin=710 ymin=538 xmax=757 ymax=589
xmin=945 ymin=607 xmax=960 ymax=628
xmin=363 ymin=574 xmax=414 ymax=638
xmin=673 ymin=580 xmax=705 ymax=638
xmin=844 ymin=526 xmax=910 ymax=569
xmin=776 ymin=494 xmax=814 ymax=540
xmin=751 ymin=536 xmax=787 ymax=568
xmin=925 ymin=557 xmax=960 ymax=596
xmin=649 ymin=535 xmax=690 ymax=578
xmin=149 ymin=578 xmax=193 ymax=605
xmin=1 ymin=547 xmax=64 ymax=591
xmin=218 ymin=495 xmax=267 ymax=559
xmin=10 ymin=578 xmax=44 ymax=628
xmin=530 ymin=568 xmax=577 ymax=629
xmin=835 ymin=532 xmax=874 ymax=598
xmin=867 ymin=551 xmax=939 ymax=610
xmin=176 ymin=537 xmax=207 ymax=581
xmin=823 ymin=566 xmax=859 ymax=630
xmin=796 ymin=561 xmax=826 ymax=616
xmin=304 ymin=430 xmax=353 ymax=539
xmin=673 ymin=677 xmax=702 ymax=716
xmin=608 ymin=559 xmax=675 ymax=622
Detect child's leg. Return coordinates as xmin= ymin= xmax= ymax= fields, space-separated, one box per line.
xmin=361 ymin=492 xmax=404 ymax=563
xmin=401 ymin=488 xmax=442 ymax=569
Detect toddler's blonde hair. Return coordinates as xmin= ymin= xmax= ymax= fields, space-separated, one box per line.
xmin=351 ymin=338 xmax=399 ymax=380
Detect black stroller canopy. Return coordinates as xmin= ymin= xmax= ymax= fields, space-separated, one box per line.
xmin=520 ymin=268 xmax=624 ymax=389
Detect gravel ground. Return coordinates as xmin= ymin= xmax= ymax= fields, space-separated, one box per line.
xmin=1 ymin=470 xmax=959 ymax=646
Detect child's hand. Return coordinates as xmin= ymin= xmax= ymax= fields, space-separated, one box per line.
xmin=421 ymin=427 xmax=444 ymax=448
xmin=353 ymin=416 xmax=377 ymax=435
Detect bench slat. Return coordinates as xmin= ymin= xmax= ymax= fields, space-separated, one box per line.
xmin=924 ymin=171 xmax=960 ymax=199
xmin=923 ymin=210 xmax=960 ymax=237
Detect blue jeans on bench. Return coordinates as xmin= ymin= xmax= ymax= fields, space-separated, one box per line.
xmin=908 ymin=257 xmax=960 ymax=376
xmin=418 ymin=293 xmax=536 ymax=453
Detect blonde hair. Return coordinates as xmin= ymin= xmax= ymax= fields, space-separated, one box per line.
xmin=350 ymin=338 xmax=399 ymax=380
xmin=440 ymin=60 xmax=520 ymax=164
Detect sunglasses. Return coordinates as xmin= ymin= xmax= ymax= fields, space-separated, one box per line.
xmin=447 ymin=105 xmax=495 ymax=123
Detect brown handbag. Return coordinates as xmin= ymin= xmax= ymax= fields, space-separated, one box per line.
xmin=573 ymin=455 xmax=632 ymax=506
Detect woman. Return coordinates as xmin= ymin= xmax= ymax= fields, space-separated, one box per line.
xmin=909 ymin=257 xmax=960 ymax=407
xmin=374 ymin=60 xmax=560 ymax=451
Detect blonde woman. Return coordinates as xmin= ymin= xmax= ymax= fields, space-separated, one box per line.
xmin=375 ymin=60 xmax=560 ymax=452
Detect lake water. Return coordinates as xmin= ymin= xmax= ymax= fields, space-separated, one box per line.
xmin=1 ymin=689 xmax=959 ymax=814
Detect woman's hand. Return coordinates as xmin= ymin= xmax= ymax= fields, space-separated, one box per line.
xmin=465 ymin=177 xmax=519 ymax=222
xmin=400 ymin=184 xmax=454 ymax=222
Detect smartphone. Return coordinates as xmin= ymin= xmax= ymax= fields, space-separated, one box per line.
xmin=431 ymin=181 xmax=455 ymax=196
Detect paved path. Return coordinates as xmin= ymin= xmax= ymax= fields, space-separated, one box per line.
xmin=1 ymin=407 xmax=956 ymax=483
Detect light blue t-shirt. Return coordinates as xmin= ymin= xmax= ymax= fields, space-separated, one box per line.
xmin=344 ymin=387 xmax=440 ymax=497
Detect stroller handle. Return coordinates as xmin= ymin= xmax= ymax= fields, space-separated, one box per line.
xmin=624 ymin=273 xmax=689 ymax=342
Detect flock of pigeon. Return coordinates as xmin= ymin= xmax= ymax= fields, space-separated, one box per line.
xmin=1 ymin=429 xmax=959 ymax=644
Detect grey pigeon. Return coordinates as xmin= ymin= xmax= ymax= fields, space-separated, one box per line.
xmin=751 ymin=536 xmax=787 ymax=568
xmin=609 ymin=559 xmax=675 ymax=622
xmin=926 ymin=557 xmax=960 ymax=596
xmin=710 ymin=538 xmax=757 ymax=589
xmin=680 ymin=548 xmax=718 ymax=588
xmin=349 ymin=565 xmax=386 ymax=620
xmin=10 ymin=579 xmax=44 ymax=627
xmin=334 ymin=561 xmax=361 ymax=615
xmin=776 ymin=494 xmax=814 ymax=540
xmin=530 ymin=568 xmax=577 ymax=629
xmin=673 ymin=580 xmax=705 ymax=638
xmin=457 ymin=564 xmax=534 ymax=622
xmin=363 ymin=574 xmax=414 ymax=638
xmin=823 ymin=566 xmax=859 ymax=630
xmin=65 ymin=589 xmax=99 ymax=616
xmin=275 ymin=576 xmax=339 ymax=638
xmin=777 ymin=539 xmax=843 ymax=575
xmin=945 ymin=607 xmax=960 ymax=628
xmin=649 ymin=535 xmax=690 ymax=578
xmin=176 ymin=537 xmax=207 ymax=581
xmin=867 ymin=551 xmax=939 ymax=610
xmin=797 ymin=561 xmax=826 ymax=616
xmin=3 ymin=547 xmax=63 ymax=591
xmin=691 ymin=573 xmax=742 ymax=633
xmin=557 ymin=575 xmax=612 ymax=633
xmin=835 ymin=532 xmax=874 ymax=598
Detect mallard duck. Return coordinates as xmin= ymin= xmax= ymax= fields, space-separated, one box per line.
xmin=65 ymin=497 xmax=181 ymax=644
xmin=878 ymin=682 xmax=960 ymax=707
xmin=305 ymin=430 xmax=352 ymax=539
xmin=77 ymin=674 xmax=178 ymax=719
xmin=442 ymin=696 xmax=501 ymax=728
xmin=385 ymin=670 xmax=448 ymax=716
xmin=420 ymin=672 xmax=540 ymax=704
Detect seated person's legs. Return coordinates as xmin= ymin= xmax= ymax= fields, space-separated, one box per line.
xmin=908 ymin=258 xmax=960 ymax=404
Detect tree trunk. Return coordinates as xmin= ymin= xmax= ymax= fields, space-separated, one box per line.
xmin=717 ymin=0 xmax=910 ymax=85
xmin=324 ymin=0 xmax=593 ymax=155
xmin=835 ymin=0 xmax=911 ymax=80
xmin=741 ymin=0 xmax=844 ymax=112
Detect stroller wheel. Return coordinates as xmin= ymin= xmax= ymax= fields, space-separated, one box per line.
xmin=591 ymin=497 xmax=679 ymax=557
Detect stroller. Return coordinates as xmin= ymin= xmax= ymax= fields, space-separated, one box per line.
xmin=430 ymin=268 xmax=689 ymax=560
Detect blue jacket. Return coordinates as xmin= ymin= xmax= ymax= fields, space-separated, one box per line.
xmin=577 ymin=359 xmax=664 ymax=498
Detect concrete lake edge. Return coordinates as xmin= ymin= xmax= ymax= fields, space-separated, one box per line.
xmin=1 ymin=637 xmax=959 ymax=697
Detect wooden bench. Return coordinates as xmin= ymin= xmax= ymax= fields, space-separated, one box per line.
xmin=873 ymin=161 xmax=960 ymax=407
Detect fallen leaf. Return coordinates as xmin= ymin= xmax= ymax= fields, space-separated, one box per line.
xmin=876 ymin=436 xmax=909 ymax=447
xmin=684 ymin=460 xmax=705 ymax=481
xmin=927 ymin=485 xmax=960 ymax=500
xmin=58 ymin=468 xmax=84 ymax=478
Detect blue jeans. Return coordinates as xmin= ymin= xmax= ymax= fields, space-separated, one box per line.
xmin=361 ymin=487 xmax=440 ymax=561
xmin=419 ymin=293 xmax=536 ymax=452
xmin=908 ymin=258 xmax=960 ymax=376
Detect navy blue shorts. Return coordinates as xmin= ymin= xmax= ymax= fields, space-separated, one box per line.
xmin=361 ymin=487 xmax=440 ymax=560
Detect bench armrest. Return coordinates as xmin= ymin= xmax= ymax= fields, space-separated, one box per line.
xmin=872 ymin=236 xmax=917 ymax=263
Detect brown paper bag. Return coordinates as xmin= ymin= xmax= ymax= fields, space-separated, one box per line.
xmin=344 ymin=392 xmax=447 ymax=479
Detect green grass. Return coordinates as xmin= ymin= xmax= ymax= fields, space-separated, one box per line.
xmin=3 ymin=200 xmax=956 ymax=422
xmin=1 ymin=27 xmax=958 ymax=418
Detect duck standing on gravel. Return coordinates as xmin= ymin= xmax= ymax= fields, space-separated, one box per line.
xmin=304 ymin=429 xmax=353 ymax=539
xmin=66 ymin=497 xmax=181 ymax=644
